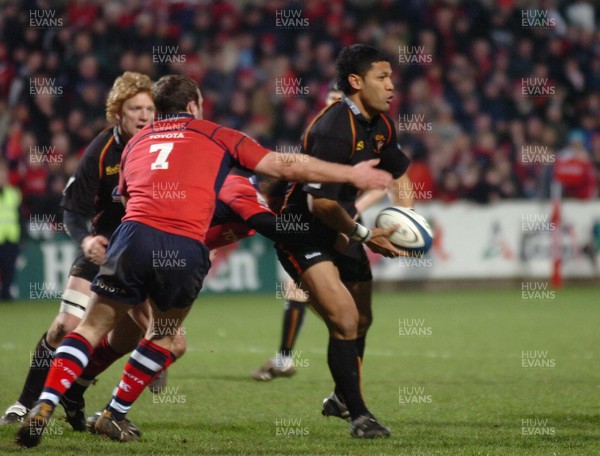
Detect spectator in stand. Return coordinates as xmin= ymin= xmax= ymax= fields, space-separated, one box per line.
xmin=553 ymin=130 xmax=598 ymax=199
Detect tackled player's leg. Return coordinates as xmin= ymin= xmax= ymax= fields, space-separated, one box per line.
xmin=15 ymin=291 xmax=131 ymax=448
xmin=0 ymin=275 xmax=90 ymax=426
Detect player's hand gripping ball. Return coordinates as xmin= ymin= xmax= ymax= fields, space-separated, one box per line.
xmin=375 ymin=207 xmax=433 ymax=256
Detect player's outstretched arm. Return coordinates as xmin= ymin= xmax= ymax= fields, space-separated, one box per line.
xmin=355 ymin=173 xmax=413 ymax=215
xmin=389 ymin=173 xmax=413 ymax=207
xmin=254 ymin=154 xmax=392 ymax=191
xmin=355 ymin=189 xmax=387 ymax=215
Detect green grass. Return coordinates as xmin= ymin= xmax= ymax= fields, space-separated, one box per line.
xmin=1 ymin=287 xmax=599 ymax=455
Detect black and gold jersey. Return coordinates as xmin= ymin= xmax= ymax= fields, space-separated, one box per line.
xmin=61 ymin=126 xmax=125 ymax=239
xmin=280 ymin=96 xmax=410 ymax=247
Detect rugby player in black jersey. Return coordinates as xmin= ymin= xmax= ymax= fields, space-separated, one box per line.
xmin=251 ymin=83 xmax=399 ymax=383
xmin=275 ymin=44 xmax=413 ymax=438
xmin=0 ymin=72 xmax=155 ymax=430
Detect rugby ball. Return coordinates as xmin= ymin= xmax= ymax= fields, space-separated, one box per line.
xmin=375 ymin=207 xmax=433 ymax=255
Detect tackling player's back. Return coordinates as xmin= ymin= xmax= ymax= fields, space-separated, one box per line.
xmin=120 ymin=116 xmax=269 ymax=242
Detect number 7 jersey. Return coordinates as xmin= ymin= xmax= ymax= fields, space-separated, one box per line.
xmin=119 ymin=114 xmax=270 ymax=243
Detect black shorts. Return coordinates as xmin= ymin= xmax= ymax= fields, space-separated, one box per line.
xmin=91 ymin=221 xmax=210 ymax=311
xmin=276 ymin=240 xmax=372 ymax=285
xmin=69 ymin=249 xmax=100 ymax=282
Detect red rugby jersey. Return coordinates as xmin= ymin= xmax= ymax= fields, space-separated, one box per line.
xmin=204 ymin=174 xmax=274 ymax=249
xmin=119 ymin=115 xmax=269 ymax=242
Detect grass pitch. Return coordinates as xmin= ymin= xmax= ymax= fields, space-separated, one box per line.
xmin=0 ymin=287 xmax=599 ymax=455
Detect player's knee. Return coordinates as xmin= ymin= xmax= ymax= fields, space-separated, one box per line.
xmin=52 ymin=289 xmax=88 ymax=346
xmin=357 ymin=314 xmax=372 ymax=336
xmin=47 ymin=320 xmax=75 ymax=346
xmin=328 ymin=314 xmax=359 ymax=339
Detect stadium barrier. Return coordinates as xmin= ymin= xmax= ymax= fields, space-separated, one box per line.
xmin=360 ymin=200 xmax=600 ymax=282
xmin=13 ymin=200 xmax=600 ymax=300
xmin=15 ymin=234 xmax=278 ymax=300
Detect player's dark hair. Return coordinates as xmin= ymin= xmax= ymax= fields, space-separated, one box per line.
xmin=153 ymin=75 xmax=199 ymax=114
xmin=335 ymin=44 xmax=391 ymax=94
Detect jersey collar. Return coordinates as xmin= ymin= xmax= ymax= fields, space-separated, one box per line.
xmin=342 ymin=95 xmax=362 ymax=116
xmin=342 ymin=95 xmax=378 ymax=125
xmin=112 ymin=125 xmax=124 ymax=146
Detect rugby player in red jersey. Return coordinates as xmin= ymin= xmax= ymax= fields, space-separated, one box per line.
xmin=1 ymin=72 xmax=155 ymax=431
xmin=16 ymin=74 xmax=393 ymax=447
xmin=82 ymin=168 xmax=299 ymax=432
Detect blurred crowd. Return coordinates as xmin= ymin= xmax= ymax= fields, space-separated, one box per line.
xmin=1 ymin=0 xmax=600 ymax=232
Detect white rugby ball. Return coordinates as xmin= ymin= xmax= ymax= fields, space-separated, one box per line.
xmin=375 ymin=207 xmax=433 ymax=254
